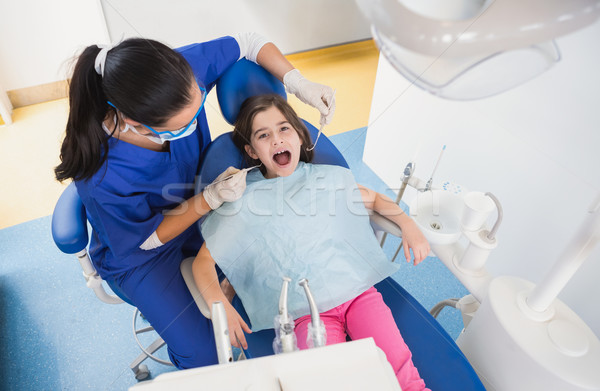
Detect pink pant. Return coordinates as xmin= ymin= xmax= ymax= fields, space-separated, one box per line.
xmin=294 ymin=287 xmax=429 ymax=391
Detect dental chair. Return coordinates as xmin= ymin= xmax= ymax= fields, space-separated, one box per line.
xmin=51 ymin=183 xmax=173 ymax=381
xmin=51 ymin=58 xmax=485 ymax=389
xmin=181 ymin=59 xmax=486 ymax=390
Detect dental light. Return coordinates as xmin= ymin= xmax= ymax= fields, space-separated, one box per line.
xmin=355 ymin=0 xmax=600 ymax=100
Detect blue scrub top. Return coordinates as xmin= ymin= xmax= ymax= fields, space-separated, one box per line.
xmin=76 ymin=36 xmax=241 ymax=278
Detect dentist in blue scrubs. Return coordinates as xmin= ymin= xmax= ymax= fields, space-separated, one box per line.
xmin=54 ymin=33 xmax=335 ymax=369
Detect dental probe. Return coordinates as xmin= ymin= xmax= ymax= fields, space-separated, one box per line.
xmin=425 ymin=145 xmax=446 ymax=191
xmin=306 ymin=89 xmax=336 ymax=152
xmin=209 ymin=164 xmax=262 ymax=186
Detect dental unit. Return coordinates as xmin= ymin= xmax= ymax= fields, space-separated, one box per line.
xmin=388 ymin=146 xmax=600 ymax=390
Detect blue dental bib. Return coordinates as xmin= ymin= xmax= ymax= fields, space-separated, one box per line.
xmin=201 ymin=162 xmax=400 ymax=331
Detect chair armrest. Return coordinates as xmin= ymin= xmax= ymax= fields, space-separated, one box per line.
xmin=180 ymin=257 xmax=212 ymax=319
xmin=368 ymin=210 xmax=403 ymax=238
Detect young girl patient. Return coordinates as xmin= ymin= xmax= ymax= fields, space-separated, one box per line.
xmin=193 ymin=94 xmax=430 ymax=390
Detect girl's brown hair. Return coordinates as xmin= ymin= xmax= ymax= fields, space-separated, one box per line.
xmin=232 ymin=94 xmax=313 ymax=171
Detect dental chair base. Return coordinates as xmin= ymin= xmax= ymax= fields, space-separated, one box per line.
xmin=457 ymin=276 xmax=600 ymax=390
xmin=129 ymin=338 xmax=400 ymax=391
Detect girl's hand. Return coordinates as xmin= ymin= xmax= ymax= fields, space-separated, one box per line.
xmin=399 ymin=218 xmax=430 ymax=265
xmin=221 ymin=301 xmax=252 ymax=349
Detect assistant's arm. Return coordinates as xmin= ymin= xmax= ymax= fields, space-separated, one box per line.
xmin=192 ymin=243 xmax=251 ymax=348
xmin=153 ymin=192 xmax=213 ymax=245
xmin=233 ymin=32 xmax=293 ymax=81
xmin=140 ymin=167 xmax=247 ymax=249
xmin=357 ymin=184 xmax=430 ymax=265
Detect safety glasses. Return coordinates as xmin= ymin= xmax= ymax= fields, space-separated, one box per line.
xmin=107 ymin=81 xmax=207 ymax=139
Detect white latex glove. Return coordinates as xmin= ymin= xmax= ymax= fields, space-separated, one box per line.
xmin=203 ymin=166 xmax=247 ymax=210
xmin=283 ymin=69 xmax=336 ymax=125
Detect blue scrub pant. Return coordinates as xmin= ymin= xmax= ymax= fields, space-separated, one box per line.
xmin=106 ymin=254 xmax=218 ymax=369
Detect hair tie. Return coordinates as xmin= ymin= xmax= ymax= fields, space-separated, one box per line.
xmin=94 ymin=44 xmax=113 ymax=78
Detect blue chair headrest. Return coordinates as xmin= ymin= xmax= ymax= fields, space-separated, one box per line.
xmin=198 ymin=58 xmax=348 ymax=191
xmin=217 ymin=59 xmax=286 ymax=125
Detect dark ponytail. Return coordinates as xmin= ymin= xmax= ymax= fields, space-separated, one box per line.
xmin=55 ymin=45 xmax=108 ymax=182
xmin=55 ymin=38 xmax=195 ymax=182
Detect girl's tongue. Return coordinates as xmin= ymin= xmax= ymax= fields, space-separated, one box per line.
xmin=273 ymin=151 xmax=291 ymax=166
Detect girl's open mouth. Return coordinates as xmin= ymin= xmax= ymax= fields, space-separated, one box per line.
xmin=273 ymin=150 xmax=291 ymax=166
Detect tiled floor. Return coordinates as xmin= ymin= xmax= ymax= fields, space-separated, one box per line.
xmin=0 ymin=40 xmax=380 ymax=229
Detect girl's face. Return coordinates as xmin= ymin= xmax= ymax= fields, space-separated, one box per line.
xmin=244 ymin=105 xmax=303 ymax=179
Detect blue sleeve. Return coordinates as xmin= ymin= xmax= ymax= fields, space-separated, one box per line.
xmin=77 ymin=181 xmax=164 ymax=259
xmin=176 ymin=36 xmax=241 ymax=92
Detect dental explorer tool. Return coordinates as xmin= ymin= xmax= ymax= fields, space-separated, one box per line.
xmin=211 ymin=301 xmax=234 ymax=364
xmin=425 ymin=145 xmax=446 ymax=191
xmin=298 ymin=279 xmax=326 ymax=348
xmin=274 ymin=277 xmax=297 ymax=354
xmin=209 ymin=164 xmax=262 ymax=186
xmin=306 ymin=89 xmax=336 ymax=152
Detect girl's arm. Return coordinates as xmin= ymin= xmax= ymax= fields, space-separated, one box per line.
xmin=192 ymin=243 xmax=251 ymax=348
xmin=357 ymin=184 xmax=430 ymax=265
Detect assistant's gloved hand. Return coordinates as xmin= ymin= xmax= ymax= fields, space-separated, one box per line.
xmin=283 ymin=69 xmax=336 ymax=125
xmin=203 ymin=166 xmax=247 ymax=210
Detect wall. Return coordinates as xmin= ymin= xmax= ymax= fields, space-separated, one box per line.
xmin=363 ymin=22 xmax=600 ymax=335
xmin=0 ymin=1 xmax=369 ymax=99
xmin=0 ymin=0 xmax=110 ymax=91
xmin=99 ymin=0 xmax=370 ymax=54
